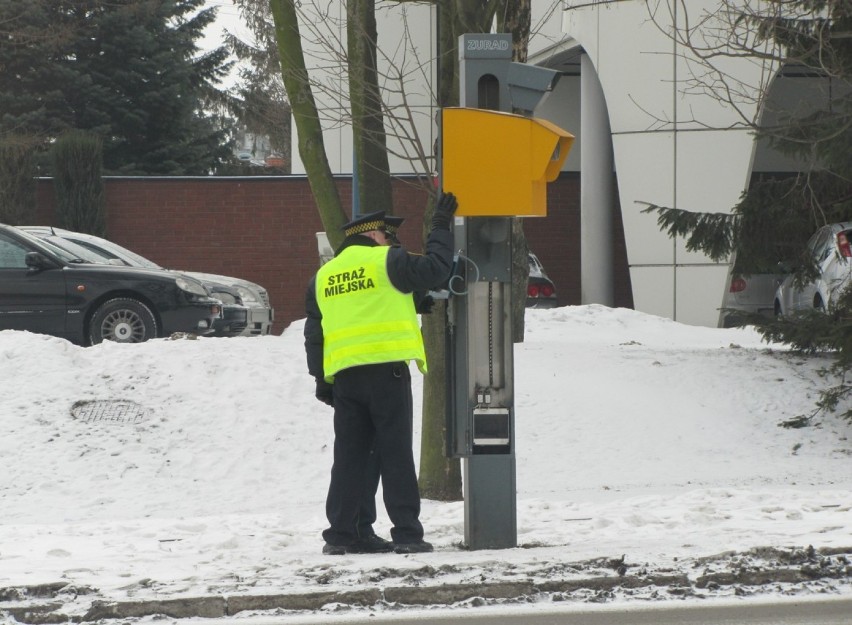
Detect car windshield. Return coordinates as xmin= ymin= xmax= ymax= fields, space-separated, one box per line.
xmin=39 ymin=235 xmax=113 ymax=264
xmin=11 ymin=228 xmax=89 ymax=264
xmin=69 ymin=236 xmax=162 ymax=270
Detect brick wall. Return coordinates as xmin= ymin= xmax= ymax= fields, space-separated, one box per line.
xmin=34 ymin=174 xmax=632 ymax=333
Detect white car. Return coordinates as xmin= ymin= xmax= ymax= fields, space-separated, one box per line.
xmin=774 ymin=222 xmax=852 ymax=316
xmin=721 ymin=272 xmax=784 ymax=327
xmin=21 ymin=227 xmax=273 ymax=336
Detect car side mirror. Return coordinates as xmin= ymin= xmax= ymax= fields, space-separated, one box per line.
xmin=25 ymin=251 xmax=56 ymax=272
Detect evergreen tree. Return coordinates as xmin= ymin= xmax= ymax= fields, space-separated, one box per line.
xmin=52 ymin=131 xmax=106 ymax=236
xmin=0 ymin=0 xmax=235 ymax=175
xmin=0 ymin=136 xmax=37 ymax=226
xmin=0 ymin=2 xmax=72 ymax=151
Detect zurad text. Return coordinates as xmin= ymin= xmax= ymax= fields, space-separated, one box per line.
xmin=467 ymin=39 xmax=509 ymax=51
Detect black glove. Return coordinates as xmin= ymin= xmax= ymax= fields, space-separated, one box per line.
xmin=315 ymin=379 xmax=333 ymax=406
xmin=431 ymin=192 xmax=458 ymax=231
xmin=416 ymin=294 xmax=435 ymax=315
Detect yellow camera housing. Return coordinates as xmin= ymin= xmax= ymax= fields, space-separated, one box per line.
xmin=442 ymin=107 xmax=574 ymax=217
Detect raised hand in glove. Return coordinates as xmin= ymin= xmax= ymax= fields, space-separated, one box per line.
xmin=431 ymin=191 xmax=458 ymax=231
xmin=315 ymin=379 xmax=334 ymax=406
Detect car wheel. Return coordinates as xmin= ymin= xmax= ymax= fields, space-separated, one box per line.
xmin=89 ymin=298 xmax=158 ymax=345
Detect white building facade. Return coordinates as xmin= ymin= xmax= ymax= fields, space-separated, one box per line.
xmin=292 ymin=1 xmax=812 ymax=327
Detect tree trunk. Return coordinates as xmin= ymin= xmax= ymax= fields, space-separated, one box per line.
xmin=511 ymin=218 xmax=529 ymax=341
xmin=499 ymin=0 xmax=532 ymax=343
xmin=269 ymin=0 xmax=347 ymax=249
xmin=418 ymin=300 xmax=462 ymax=500
xmin=347 ymin=0 xmax=394 ymax=216
xmin=419 ymin=1 xmax=536 ymax=500
xmin=0 ymin=136 xmax=37 ymax=226
xmin=497 ymin=0 xmax=530 ymax=64
xmin=416 ymin=1 xmax=468 ymax=502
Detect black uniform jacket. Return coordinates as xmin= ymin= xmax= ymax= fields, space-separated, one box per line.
xmin=304 ymin=228 xmax=454 ymax=381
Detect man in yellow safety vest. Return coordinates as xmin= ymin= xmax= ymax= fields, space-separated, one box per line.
xmin=304 ymin=192 xmax=458 ymax=555
xmin=355 ymin=213 xmax=436 ymax=547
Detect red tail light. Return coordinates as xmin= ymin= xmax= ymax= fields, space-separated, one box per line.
xmin=540 ymin=284 xmax=555 ymax=298
xmin=729 ymin=277 xmax=747 ymax=293
xmin=528 ymin=284 xmax=540 ymax=298
xmin=838 ymin=232 xmax=852 ymax=258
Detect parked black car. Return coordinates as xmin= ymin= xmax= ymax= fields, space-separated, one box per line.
xmin=0 ymin=224 xmax=222 ymax=345
xmin=26 ymin=230 xmax=249 ymax=339
xmin=21 ymin=226 xmax=273 ymax=336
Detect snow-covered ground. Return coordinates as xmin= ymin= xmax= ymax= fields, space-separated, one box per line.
xmin=1 ymin=305 xmax=850 ymax=622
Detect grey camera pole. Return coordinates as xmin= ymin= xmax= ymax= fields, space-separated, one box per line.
xmin=444 ymin=34 xmax=560 ymax=550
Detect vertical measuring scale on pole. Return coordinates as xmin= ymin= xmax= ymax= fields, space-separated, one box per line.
xmin=441 ymin=34 xmax=574 ymax=550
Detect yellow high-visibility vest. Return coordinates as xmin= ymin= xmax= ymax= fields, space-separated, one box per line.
xmin=316 ymin=245 xmax=426 ymax=382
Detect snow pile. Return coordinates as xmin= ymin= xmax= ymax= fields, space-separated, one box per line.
xmin=0 ymin=306 xmax=850 ymax=618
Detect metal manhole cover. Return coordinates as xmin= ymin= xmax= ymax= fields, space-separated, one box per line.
xmin=71 ymin=400 xmax=150 ymax=424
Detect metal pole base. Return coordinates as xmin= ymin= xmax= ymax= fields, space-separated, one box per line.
xmin=463 ymin=454 xmax=517 ymax=549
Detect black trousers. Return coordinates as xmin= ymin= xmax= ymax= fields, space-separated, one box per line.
xmin=357 ymin=401 xmax=415 ymax=537
xmin=323 ymin=362 xmax=424 ymax=546
xmin=357 ymin=444 xmax=382 ymax=537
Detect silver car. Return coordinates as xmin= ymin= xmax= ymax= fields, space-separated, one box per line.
xmin=721 ymin=272 xmax=784 ymax=327
xmin=774 ymin=222 xmax=852 ymax=316
xmin=21 ymin=227 xmax=273 ymax=336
